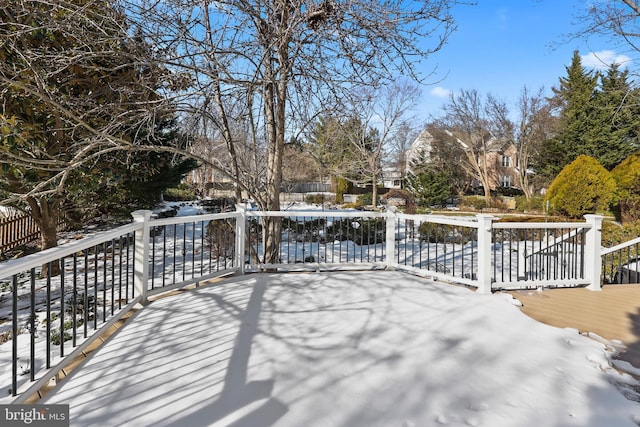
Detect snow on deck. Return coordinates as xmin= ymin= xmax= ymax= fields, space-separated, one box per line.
xmin=42 ymin=271 xmax=640 ymax=427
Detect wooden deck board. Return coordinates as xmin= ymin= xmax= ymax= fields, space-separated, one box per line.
xmin=509 ymin=284 xmax=640 ymax=367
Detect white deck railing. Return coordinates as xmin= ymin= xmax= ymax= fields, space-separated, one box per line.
xmin=0 ymin=208 xmax=614 ymax=402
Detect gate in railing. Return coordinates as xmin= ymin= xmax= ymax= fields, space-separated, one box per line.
xmin=0 ymin=208 xmax=611 ymax=403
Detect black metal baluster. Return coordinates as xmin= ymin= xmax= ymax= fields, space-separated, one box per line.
xmin=151 ymin=227 xmax=156 ymax=289
xmin=60 ymin=258 xmax=66 ymax=357
xmin=46 ymin=264 xmax=52 ymax=368
xmin=102 ymin=243 xmax=107 ymax=322
xmin=72 ymin=253 xmax=78 ymax=347
xmin=12 ymin=275 xmax=17 ymax=396
xmin=110 ymin=240 xmax=115 ymax=316
xmin=84 ymin=251 xmax=89 ymax=338
xmin=30 ymin=268 xmax=35 ymax=381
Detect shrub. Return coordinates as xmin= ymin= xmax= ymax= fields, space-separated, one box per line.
xmin=611 ymin=152 xmax=640 ymax=223
xmin=163 ymin=184 xmax=196 ymax=201
xmin=544 ymin=155 xmax=616 ymax=218
xmin=357 ymin=193 xmax=372 ymax=206
xmin=418 ymin=222 xmax=475 ymax=244
xmin=601 ymin=219 xmax=640 ymax=248
xmin=382 ymin=188 xmax=417 ymax=214
xmin=460 ymin=196 xmax=488 ymax=211
xmin=515 ymin=195 xmax=545 ymax=213
xmin=335 ymin=177 xmax=349 ymax=204
xmin=305 ymin=194 xmax=323 ymax=204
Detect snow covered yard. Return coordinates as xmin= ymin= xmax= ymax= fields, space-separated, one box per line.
xmin=41 ymin=270 xmax=640 ymax=427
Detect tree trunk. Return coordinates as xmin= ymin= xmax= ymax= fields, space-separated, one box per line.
xmin=27 ymin=196 xmax=61 ymax=276
xmin=371 ymin=174 xmax=378 ymax=208
xmin=479 ymin=151 xmax=492 ymax=205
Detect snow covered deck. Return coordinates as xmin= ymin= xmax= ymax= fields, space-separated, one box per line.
xmin=39 ymin=271 xmax=640 ymax=427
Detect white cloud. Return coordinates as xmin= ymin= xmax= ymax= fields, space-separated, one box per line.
xmin=581 ymin=50 xmax=632 ymax=69
xmin=430 ymin=86 xmax=451 ymax=98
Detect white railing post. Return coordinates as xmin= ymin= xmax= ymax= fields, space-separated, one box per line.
xmin=584 ymin=214 xmax=604 ymax=291
xmin=131 ymin=210 xmax=153 ymax=305
xmin=385 ymin=207 xmax=397 ymax=270
xmin=476 ymin=214 xmax=494 ymax=294
xmin=235 ymin=205 xmax=246 ymax=275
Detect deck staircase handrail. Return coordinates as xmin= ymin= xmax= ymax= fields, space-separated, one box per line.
xmin=601 ymin=235 xmax=640 ymax=256
xmin=508 ymin=225 xmax=588 ymax=280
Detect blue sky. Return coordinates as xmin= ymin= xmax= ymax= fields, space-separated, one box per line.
xmin=416 ymin=0 xmax=633 ymax=120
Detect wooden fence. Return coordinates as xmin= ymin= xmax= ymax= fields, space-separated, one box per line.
xmin=0 ymin=212 xmax=65 ymax=254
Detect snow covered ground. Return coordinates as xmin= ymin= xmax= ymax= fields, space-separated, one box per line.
xmin=41 ymin=270 xmax=640 ymax=427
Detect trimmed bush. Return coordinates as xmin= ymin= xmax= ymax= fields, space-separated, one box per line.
xmin=611 ymin=152 xmax=640 ymax=223
xmin=544 ymin=155 xmax=616 ymax=218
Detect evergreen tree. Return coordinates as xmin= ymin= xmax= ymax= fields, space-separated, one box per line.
xmin=590 ymin=64 xmax=640 ymax=169
xmin=537 ymin=52 xmax=639 ymax=183
xmin=405 ymin=166 xmax=452 ymax=208
xmin=306 ymin=115 xmax=357 ymax=198
xmin=65 ymin=118 xmax=198 ymax=224
xmin=544 ymin=50 xmax=598 ymax=175
xmin=0 ymin=0 xmax=186 ymax=261
xmin=306 ymin=114 xmax=380 ymax=201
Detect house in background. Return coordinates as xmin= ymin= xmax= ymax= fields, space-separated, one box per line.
xmin=382 ymin=166 xmax=403 ymax=189
xmin=406 ymin=129 xmax=435 ymax=167
xmin=488 ymin=144 xmax=520 ymax=192
xmin=406 ymin=128 xmax=522 ymax=194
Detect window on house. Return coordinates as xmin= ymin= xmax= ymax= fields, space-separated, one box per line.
xmin=500 ymin=175 xmax=512 ymax=188
xmin=501 ymin=155 xmax=511 ymax=167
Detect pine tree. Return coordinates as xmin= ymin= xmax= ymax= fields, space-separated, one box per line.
xmin=590 ymin=64 xmax=639 ymax=169
xmin=538 ymin=52 xmax=639 ymax=181
xmin=549 ymin=50 xmax=599 ymax=168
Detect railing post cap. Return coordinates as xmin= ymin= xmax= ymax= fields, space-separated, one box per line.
xmin=131 ymin=210 xmax=153 ymax=222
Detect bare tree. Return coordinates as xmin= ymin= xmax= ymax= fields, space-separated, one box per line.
xmin=390 ymin=121 xmax=420 ymax=187
xmin=124 ymin=0 xmax=457 ymax=262
xmin=572 ymin=0 xmax=640 ymax=53
xmin=2 ymin=0 xmax=458 ymax=264
xmin=437 ymin=89 xmax=514 ymax=202
xmin=335 ymin=81 xmax=421 ymax=206
xmin=513 ymin=86 xmax=556 ymax=198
